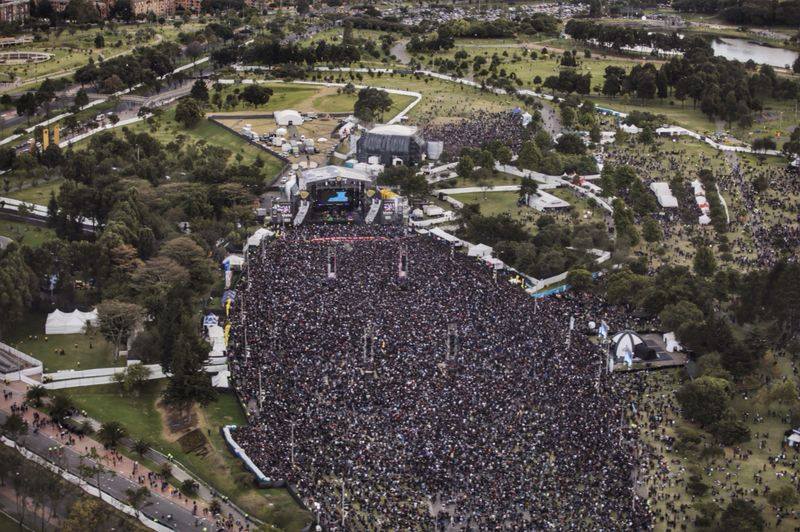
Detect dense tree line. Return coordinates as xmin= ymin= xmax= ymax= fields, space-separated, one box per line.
xmin=600 ymin=44 xmax=800 ymax=125
xmin=1 ymin=118 xmax=278 ymax=406
xmin=74 ymin=42 xmax=181 ymax=93
xmin=565 ymin=19 xmax=699 ymax=52
xmin=672 ymin=0 xmax=800 ymax=26
xmin=240 ymin=38 xmax=361 ymax=66
xmin=459 ymin=207 xmax=610 ymax=279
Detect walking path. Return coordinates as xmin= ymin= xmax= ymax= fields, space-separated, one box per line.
xmin=0 ymin=381 xmax=252 ymax=531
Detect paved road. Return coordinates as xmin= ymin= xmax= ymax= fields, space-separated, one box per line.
xmin=0 ymin=410 xmax=211 ymax=531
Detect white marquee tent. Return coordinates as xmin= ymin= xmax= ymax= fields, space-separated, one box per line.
xmin=274 ymin=110 xmax=304 ymax=126
xmin=45 ymin=309 xmax=99 ymax=335
xmin=468 ymin=243 xmax=494 ymax=258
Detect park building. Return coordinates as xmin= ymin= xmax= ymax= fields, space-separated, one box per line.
xmin=356 ymin=124 xmax=426 ymax=167
xmin=0 ymin=0 xmax=28 ymax=22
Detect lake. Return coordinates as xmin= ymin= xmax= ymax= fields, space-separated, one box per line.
xmin=711 ymin=37 xmax=799 ymax=69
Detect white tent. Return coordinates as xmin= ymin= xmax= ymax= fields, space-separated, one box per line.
xmin=699 ymin=214 xmax=711 ymax=225
xmin=468 ymin=243 xmax=493 ymax=258
xmin=246 ymin=227 xmax=274 ymax=250
xmin=649 ymin=182 xmax=678 ymax=208
xmin=274 ymin=109 xmax=303 ymax=126
xmin=45 ymin=309 xmax=99 ymax=335
xmin=663 ymin=332 xmax=682 ymax=352
xmin=206 ymin=324 xmax=226 ymax=357
xmin=223 ymin=255 xmax=245 ymax=270
xmin=212 ymin=370 xmax=230 ymax=388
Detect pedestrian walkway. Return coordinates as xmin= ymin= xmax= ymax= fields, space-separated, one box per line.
xmin=0 ymin=381 xmax=251 ymax=530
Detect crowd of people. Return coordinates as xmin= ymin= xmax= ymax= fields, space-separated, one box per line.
xmin=228 ymin=224 xmax=652 ymax=530
xmin=423 ymin=110 xmax=528 ymax=157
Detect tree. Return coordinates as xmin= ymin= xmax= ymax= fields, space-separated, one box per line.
xmin=189 ymin=80 xmax=209 ymax=102
xmin=132 ymin=438 xmax=150 ymax=458
xmin=96 ymin=300 xmax=144 ymax=359
xmin=0 ymin=243 xmax=38 ymax=336
xmin=675 ymin=376 xmax=731 ymax=427
xmin=456 ymin=155 xmax=475 ymax=180
xmin=74 ymin=88 xmax=89 ymax=109
xmin=15 ymin=92 xmax=37 ymax=123
xmin=693 ymin=245 xmax=717 ymax=277
xmin=125 ymin=486 xmax=150 ymax=517
xmin=793 ymin=56 xmax=800 ymax=75
xmin=767 ymin=484 xmax=799 ymax=508
xmin=162 ymin=319 xmax=216 ymax=408
xmin=659 ymin=300 xmax=704 ymax=332
xmin=49 ymin=394 xmax=74 ymax=422
xmin=113 ymin=363 xmax=152 ymax=396
xmin=62 ymin=497 xmax=112 ymax=532
xmin=719 ymin=500 xmax=765 ymax=532
xmin=519 ymin=176 xmax=538 ymax=200
xmin=517 ymin=141 xmax=542 ymax=171
xmin=25 ymin=385 xmax=47 ymax=407
xmin=566 ymin=269 xmax=593 ymax=292
xmin=180 ymin=479 xmax=199 ymax=496
xmin=1 ymin=413 xmax=28 ymax=442
xmin=353 ymin=87 xmax=392 ymax=122
xmin=240 ymin=84 xmax=273 ymax=106
xmin=97 ymin=421 xmax=127 ymax=448
xmin=94 ymin=34 xmax=104 ymax=48
xmin=710 ymin=418 xmax=751 ymax=445
xmin=642 ymin=218 xmax=662 ymax=244
xmin=175 ymin=98 xmax=203 ymax=129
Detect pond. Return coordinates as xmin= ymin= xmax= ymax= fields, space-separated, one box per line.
xmin=711 ymin=37 xmax=799 ymax=69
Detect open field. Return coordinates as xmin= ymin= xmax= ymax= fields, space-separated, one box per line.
xmin=210 ymin=81 xmax=414 ymax=118
xmin=65 ymin=381 xmax=311 ymax=531
xmin=0 ymin=219 xmax=55 ymax=248
xmin=3 ymin=311 xmax=118 ymax=372
xmin=121 ymin=107 xmax=285 ymax=176
xmin=5 ymin=179 xmax=62 ymax=204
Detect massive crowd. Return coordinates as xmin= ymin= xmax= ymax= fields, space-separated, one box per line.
xmin=423 ymin=110 xmax=528 ymax=157
xmin=228 ymin=224 xmax=651 ymax=530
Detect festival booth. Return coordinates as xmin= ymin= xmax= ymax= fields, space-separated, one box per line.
xmin=274 ymin=109 xmax=304 ymax=126
xmin=650 ymin=182 xmax=678 ymax=208
xmin=223 ymin=255 xmax=245 ymax=271
xmin=245 ymin=228 xmax=274 ymax=253
xmin=468 ymin=243 xmax=494 ymax=258
xmin=45 ymin=309 xmax=99 ymax=335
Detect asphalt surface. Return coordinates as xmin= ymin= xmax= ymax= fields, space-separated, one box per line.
xmin=0 ymin=410 xmax=212 ymax=531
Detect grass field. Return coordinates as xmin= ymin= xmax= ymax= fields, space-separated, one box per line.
xmin=5 ymin=180 xmax=61 ymax=205
xmin=0 ymin=219 xmax=55 ymax=248
xmin=3 ymin=311 xmax=118 ymax=372
xmin=124 ymin=107 xmax=284 ymax=177
xmin=65 ymin=382 xmax=310 ymax=531
xmin=209 ymin=82 xmax=414 ymax=119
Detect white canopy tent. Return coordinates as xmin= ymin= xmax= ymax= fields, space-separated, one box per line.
xmin=274 ymin=109 xmax=304 ymax=126
xmin=468 ymin=243 xmax=493 ymax=258
xmin=649 ymin=182 xmax=678 ymax=208
xmin=223 ymin=255 xmax=245 ymax=270
xmin=245 ymin=227 xmax=274 ymax=250
xmin=45 ymin=309 xmax=99 ymax=335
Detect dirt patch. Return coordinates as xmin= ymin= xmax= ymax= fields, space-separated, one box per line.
xmin=156 ymin=399 xmax=198 ymax=444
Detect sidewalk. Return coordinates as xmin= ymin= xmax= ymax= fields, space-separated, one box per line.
xmin=0 ymin=382 xmax=221 ymax=530
xmin=1 ymin=381 xmax=257 ymax=529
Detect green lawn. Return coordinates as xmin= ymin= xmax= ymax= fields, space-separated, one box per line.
xmin=2 ymin=311 xmax=118 ymax=372
xmin=210 ymin=82 xmax=414 ymax=118
xmin=6 ymin=180 xmax=62 ymax=205
xmin=0 ymin=219 xmax=55 ymax=248
xmin=65 ymin=382 xmax=310 ymax=531
xmin=125 ymin=107 xmax=284 ymax=177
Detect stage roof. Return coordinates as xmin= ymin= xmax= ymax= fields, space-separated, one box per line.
xmin=301 ymin=165 xmax=373 ymax=186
